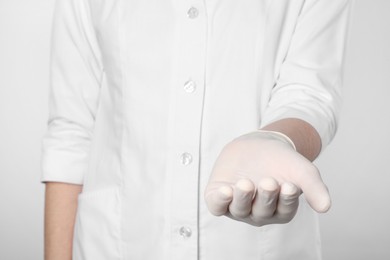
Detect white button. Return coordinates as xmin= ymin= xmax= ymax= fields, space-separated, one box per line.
xmin=187 ymin=7 xmax=199 ymax=19
xmin=179 ymin=226 xmax=192 ymax=238
xmin=180 ymin=153 xmax=193 ymax=166
xmin=184 ymin=80 xmax=196 ymax=93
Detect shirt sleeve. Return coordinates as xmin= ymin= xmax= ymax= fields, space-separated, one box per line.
xmin=40 ymin=0 xmax=103 ymax=184
xmin=260 ymin=0 xmax=354 ymax=150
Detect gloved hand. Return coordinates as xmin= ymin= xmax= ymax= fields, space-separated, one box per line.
xmin=204 ymin=130 xmax=331 ymax=226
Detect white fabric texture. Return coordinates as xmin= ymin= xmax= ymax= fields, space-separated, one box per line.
xmin=41 ymin=0 xmax=353 ymax=259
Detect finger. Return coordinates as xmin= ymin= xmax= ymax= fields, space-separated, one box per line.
xmin=296 ymin=165 xmax=331 ymax=213
xmin=274 ymin=182 xmax=300 ymax=222
xmin=229 ymin=179 xmax=256 ymax=218
xmin=205 ymin=185 xmax=233 ymax=216
xmin=251 ymin=177 xmax=279 ymax=221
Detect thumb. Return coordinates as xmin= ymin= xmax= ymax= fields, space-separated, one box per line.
xmin=295 ymin=165 xmax=331 ymax=213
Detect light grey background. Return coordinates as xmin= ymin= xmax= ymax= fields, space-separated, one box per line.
xmin=0 ymin=0 xmax=389 ymax=259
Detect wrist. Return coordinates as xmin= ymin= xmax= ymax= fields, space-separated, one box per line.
xmin=260 ymin=118 xmax=321 ymax=161
xmin=254 ymin=130 xmax=297 ymax=151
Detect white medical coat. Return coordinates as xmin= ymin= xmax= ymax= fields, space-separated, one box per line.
xmin=41 ymin=0 xmax=353 ymax=259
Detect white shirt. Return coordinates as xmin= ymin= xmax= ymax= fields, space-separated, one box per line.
xmin=41 ymin=0 xmax=352 ymax=259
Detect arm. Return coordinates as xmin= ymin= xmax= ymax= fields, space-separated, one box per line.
xmin=41 ymin=0 xmax=103 ymax=256
xmin=261 ymin=118 xmax=321 ymax=162
xmin=44 ymin=183 xmax=82 ymax=260
xmin=204 ymin=0 xmax=353 ymax=226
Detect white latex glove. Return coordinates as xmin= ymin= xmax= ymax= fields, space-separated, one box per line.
xmin=204 ymin=130 xmax=331 ymax=226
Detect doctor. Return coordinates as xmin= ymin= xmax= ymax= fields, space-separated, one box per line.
xmin=42 ymin=0 xmax=353 ymax=259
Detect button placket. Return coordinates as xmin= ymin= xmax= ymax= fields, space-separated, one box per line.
xmin=169 ymin=2 xmax=207 ymax=259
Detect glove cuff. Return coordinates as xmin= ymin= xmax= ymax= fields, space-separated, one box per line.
xmin=255 ymin=130 xmax=297 ymax=151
